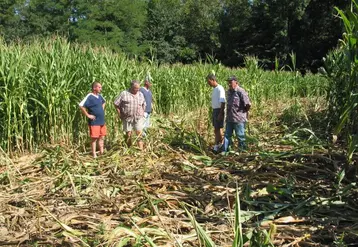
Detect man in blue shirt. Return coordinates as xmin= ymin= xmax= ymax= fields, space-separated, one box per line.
xmin=79 ymin=82 xmax=106 ymax=158
xmin=139 ymin=77 xmax=153 ymax=136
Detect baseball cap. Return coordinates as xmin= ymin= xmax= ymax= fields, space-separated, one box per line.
xmin=227 ymin=75 xmax=237 ymax=81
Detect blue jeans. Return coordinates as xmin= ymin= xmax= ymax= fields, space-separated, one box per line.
xmin=224 ymin=122 xmax=246 ymax=151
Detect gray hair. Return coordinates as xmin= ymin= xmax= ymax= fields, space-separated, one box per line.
xmin=130 ymin=80 xmax=140 ymax=88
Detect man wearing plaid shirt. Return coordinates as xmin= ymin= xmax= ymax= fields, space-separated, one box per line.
xmin=114 ymin=80 xmax=146 ymax=149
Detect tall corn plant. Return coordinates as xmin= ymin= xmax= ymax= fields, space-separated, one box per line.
xmin=324 ymin=0 xmax=358 ymax=162
xmin=0 ymin=36 xmax=327 ymax=153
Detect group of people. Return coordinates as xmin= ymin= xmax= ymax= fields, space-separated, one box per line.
xmin=79 ymin=74 xmax=250 ymax=158
xmin=79 ymin=79 xmax=152 ymax=158
xmin=207 ymin=74 xmax=251 ymax=153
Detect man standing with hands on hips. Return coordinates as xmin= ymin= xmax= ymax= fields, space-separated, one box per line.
xmin=79 ymin=81 xmax=106 ymax=158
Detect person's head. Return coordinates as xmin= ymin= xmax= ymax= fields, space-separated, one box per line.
xmin=92 ymin=81 xmax=102 ymax=94
xmin=144 ymin=79 xmax=152 ymax=89
xmin=206 ymin=74 xmax=218 ymax=87
xmin=130 ymin=80 xmax=140 ymax=94
xmin=227 ymin=76 xmax=238 ymax=90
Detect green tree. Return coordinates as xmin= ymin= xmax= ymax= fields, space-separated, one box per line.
xmin=0 ymin=0 xmax=74 ymax=41
xmin=0 ymin=0 xmax=27 ymax=41
xmin=219 ymin=0 xmax=252 ymax=66
xmin=181 ymin=0 xmax=222 ymax=61
xmin=0 ymin=0 xmax=352 ymax=70
xmin=290 ymin=0 xmax=349 ymax=71
xmin=245 ymin=0 xmax=310 ymax=68
xmin=22 ymin=0 xmax=72 ymax=37
xmin=71 ymin=0 xmax=147 ymax=55
xmin=144 ymin=0 xmax=189 ymax=63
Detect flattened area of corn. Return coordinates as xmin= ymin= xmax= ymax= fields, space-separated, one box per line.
xmin=1 ymin=145 xmax=357 ymax=246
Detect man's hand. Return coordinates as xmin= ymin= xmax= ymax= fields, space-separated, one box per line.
xmin=219 ymin=103 xmax=225 ymax=121
xmin=88 ymin=114 xmax=96 ymax=120
xmin=115 ymin=107 xmax=121 ymax=118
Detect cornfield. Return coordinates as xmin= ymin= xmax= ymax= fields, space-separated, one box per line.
xmin=2 ymin=3 xmax=358 ymax=244
xmin=2 ymin=32 xmax=358 ymax=245
xmin=0 ymin=37 xmax=327 ymax=153
xmin=324 ymin=0 xmax=358 ymax=162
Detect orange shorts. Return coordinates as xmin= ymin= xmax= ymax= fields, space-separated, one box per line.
xmin=89 ymin=125 xmax=107 ymax=138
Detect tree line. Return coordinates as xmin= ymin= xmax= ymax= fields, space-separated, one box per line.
xmin=0 ymin=0 xmax=350 ymax=70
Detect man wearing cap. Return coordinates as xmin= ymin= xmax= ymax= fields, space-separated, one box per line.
xmin=224 ymin=76 xmax=251 ymax=151
xmin=139 ymin=77 xmax=153 ymax=136
xmin=114 ymin=80 xmax=146 ymax=150
xmin=207 ymin=73 xmax=226 ymax=152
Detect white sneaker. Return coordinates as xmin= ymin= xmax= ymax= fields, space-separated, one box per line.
xmin=213 ymin=145 xmax=219 ymax=152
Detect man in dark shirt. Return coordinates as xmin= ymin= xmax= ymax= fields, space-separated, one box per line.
xmin=139 ymin=77 xmax=153 ymax=136
xmin=223 ymin=76 xmax=251 ymax=152
xmin=79 ymin=82 xmax=106 ymax=158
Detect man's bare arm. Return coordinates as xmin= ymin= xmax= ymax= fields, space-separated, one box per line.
xmin=80 ymin=106 xmax=95 ymax=120
xmin=114 ymin=104 xmax=121 ymax=117
xmin=218 ymin=102 xmax=225 ymax=121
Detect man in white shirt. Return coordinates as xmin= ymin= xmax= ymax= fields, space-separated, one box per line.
xmin=207 ymin=74 xmax=226 ymax=152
